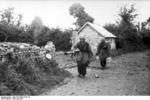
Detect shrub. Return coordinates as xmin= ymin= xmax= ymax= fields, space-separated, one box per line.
xmin=0 ymin=51 xmax=71 ymax=95
xmin=36 ymin=28 xmax=72 ymax=51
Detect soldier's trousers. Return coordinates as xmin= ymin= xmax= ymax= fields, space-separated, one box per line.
xmin=100 ymin=57 xmax=106 ymax=68
xmin=77 ymin=62 xmax=87 ymax=76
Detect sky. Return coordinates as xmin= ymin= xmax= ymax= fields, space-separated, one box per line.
xmin=0 ymin=0 xmax=150 ymax=29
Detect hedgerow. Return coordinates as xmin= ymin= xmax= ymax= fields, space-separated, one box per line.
xmin=0 ymin=50 xmax=71 ymax=95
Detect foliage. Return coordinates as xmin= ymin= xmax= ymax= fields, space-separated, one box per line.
xmin=37 ymin=28 xmax=72 ymax=51
xmin=0 ymin=7 xmax=15 ymax=25
xmin=140 ymin=29 xmax=150 ymax=46
xmin=0 ymin=50 xmax=71 ymax=95
xmin=119 ymin=4 xmax=138 ymax=26
xmin=69 ymin=3 xmax=94 ymax=29
xmin=0 ymin=7 xmax=72 ymax=51
xmin=30 ymin=16 xmax=44 ymax=44
xmin=117 ymin=4 xmax=138 ymax=40
xmin=104 ymin=4 xmax=150 ymax=56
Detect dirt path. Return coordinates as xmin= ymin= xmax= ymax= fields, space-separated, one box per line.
xmin=44 ymin=50 xmax=150 ymax=95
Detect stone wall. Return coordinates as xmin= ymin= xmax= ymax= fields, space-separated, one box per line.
xmin=0 ymin=42 xmax=55 ymax=61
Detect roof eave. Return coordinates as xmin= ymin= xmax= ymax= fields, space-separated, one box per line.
xmin=77 ymin=22 xmax=117 ymax=38
xmin=77 ymin=22 xmax=89 ymax=34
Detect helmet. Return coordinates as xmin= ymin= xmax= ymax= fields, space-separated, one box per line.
xmin=79 ymin=36 xmax=85 ymax=40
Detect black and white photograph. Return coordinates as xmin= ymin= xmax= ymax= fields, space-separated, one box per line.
xmin=0 ymin=0 xmax=150 ymax=97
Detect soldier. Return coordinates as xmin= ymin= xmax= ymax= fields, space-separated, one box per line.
xmin=96 ymin=39 xmax=110 ymax=70
xmin=74 ymin=37 xmax=93 ymax=78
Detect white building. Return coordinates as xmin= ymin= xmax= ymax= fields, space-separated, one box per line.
xmin=72 ymin=22 xmax=117 ymax=55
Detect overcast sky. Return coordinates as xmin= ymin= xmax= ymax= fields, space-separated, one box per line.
xmin=0 ymin=0 xmax=150 ymax=29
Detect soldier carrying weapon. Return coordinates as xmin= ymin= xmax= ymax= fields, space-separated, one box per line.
xmin=73 ymin=37 xmax=93 ymax=78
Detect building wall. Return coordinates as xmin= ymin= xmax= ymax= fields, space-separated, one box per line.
xmin=78 ymin=25 xmax=104 ymax=55
xmin=111 ymin=39 xmax=116 ymax=50
xmin=71 ymin=31 xmax=78 ymax=48
xmin=72 ymin=25 xmax=116 ymax=55
xmin=106 ymin=38 xmax=116 ymax=50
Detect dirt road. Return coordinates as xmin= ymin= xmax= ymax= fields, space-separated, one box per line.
xmin=44 ymin=50 xmax=150 ymax=95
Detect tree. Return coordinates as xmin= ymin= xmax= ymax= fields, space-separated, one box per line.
xmin=140 ymin=17 xmax=150 ymax=46
xmin=0 ymin=7 xmax=25 ymax=42
xmin=35 ymin=26 xmax=51 ymax=46
xmin=30 ymin=16 xmax=44 ymax=44
xmin=119 ymin=4 xmax=138 ymax=26
xmin=141 ymin=17 xmax=150 ymax=30
xmin=0 ymin=7 xmax=15 ymax=25
xmin=0 ymin=7 xmax=23 ymax=26
xmin=69 ymin=3 xmax=94 ymax=29
xmin=104 ymin=5 xmax=138 ymax=40
xmin=104 ymin=5 xmax=140 ymax=49
xmin=117 ymin=4 xmax=138 ymax=42
xmin=17 ymin=14 xmax=23 ymax=27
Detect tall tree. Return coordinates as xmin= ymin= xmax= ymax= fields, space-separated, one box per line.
xmin=0 ymin=7 xmax=15 ymax=25
xmin=69 ymin=3 xmax=94 ymax=29
xmin=119 ymin=4 xmax=138 ymax=27
xmin=16 ymin=14 xmax=23 ymax=27
xmin=0 ymin=7 xmax=24 ymax=42
xmin=104 ymin=5 xmax=139 ymax=48
xmin=142 ymin=17 xmax=150 ymax=30
xmin=117 ymin=4 xmax=138 ymax=41
xmin=31 ymin=16 xmax=43 ymax=44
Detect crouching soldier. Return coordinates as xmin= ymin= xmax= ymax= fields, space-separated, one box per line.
xmin=96 ymin=39 xmax=110 ymax=70
xmin=74 ymin=37 xmax=93 ymax=78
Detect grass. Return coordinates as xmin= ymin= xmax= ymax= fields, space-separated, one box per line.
xmin=110 ymin=43 xmax=150 ymax=57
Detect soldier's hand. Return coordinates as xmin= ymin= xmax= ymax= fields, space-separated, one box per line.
xmin=96 ymin=56 xmax=99 ymax=60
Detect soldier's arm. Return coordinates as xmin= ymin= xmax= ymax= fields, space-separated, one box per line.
xmin=88 ymin=44 xmax=93 ymax=56
xmin=96 ymin=43 xmax=101 ymax=56
xmin=74 ymin=42 xmax=79 ymax=49
xmin=107 ymin=43 xmax=111 ymax=57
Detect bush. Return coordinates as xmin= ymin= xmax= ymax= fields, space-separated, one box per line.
xmin=0 ymin=51 xmax=71 ymax=95
xmin=104 ymin=23 xmax=149 ymax=57
xmin=140 ymin=29 xmax=150 ymax=47
xmin=36 ymin=28 xmax=72 ymax=51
